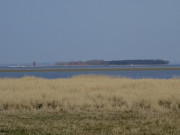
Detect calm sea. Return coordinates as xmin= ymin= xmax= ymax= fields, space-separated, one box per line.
xmin=0 ymin=65 xmax=180 ymax=79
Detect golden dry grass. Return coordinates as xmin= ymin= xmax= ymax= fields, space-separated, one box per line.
xmin=0 ymin=75 xmax=180 ymax=112
xmin=0 ymin=75 xmax=180 ymax=134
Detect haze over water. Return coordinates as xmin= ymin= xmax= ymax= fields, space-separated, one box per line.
xmin=0 ymin=65 xmax=180 ymax=79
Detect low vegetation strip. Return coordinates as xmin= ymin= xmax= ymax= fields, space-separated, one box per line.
xmin=0 ymin=75 xmax=180 ymax=134
xmin=0 ymin=67 xmax=180 ymax=72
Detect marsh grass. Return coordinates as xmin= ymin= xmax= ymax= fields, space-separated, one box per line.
xmin=0 ymin=75 xmax=180 ymax=134
xmin=1 ymin=75 xmax=180 ymax=112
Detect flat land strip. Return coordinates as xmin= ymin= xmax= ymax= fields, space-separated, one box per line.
xmin=0 ymin=75 xmax=180 ymax=134
xmin=1 ymin=67 xmax=180 ymax=72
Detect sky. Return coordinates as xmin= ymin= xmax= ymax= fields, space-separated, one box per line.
xmin=0 ymin=0 xmax=180 ymax=64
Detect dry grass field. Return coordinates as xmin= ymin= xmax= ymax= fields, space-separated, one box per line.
xmin=0 ymin=75 xmax=180 ymax=134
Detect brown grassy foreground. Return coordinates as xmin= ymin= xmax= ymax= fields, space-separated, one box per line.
xmin=0 ymin=75 xmax=180 ymax=134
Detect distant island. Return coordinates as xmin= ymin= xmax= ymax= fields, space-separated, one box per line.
xmin=55 ymin=59 xmax=169 ymax=66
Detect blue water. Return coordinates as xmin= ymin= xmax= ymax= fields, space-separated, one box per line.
xmin=0 ymin=65 xmax=180 ymax=79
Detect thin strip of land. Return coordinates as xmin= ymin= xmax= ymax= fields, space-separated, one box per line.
xmin=1 ymin=67 xmax=180 ymax=72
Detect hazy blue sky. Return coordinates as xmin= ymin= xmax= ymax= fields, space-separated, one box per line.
xmin=0 ymin=0 xmax=180 ymax=64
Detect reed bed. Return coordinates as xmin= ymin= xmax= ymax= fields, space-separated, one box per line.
xmin=0 ymin=75 xmax=180 ymax=112
xmin=1 ymin=75 xmax=180 ymax=134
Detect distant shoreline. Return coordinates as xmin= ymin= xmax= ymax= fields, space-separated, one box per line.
xmin=55 ymin=59 xmax=169 ymax=66
xmin=1 ymin=67 xmax=180 ymax=72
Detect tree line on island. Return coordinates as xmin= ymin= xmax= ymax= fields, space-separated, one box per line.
xmin=55 ymin=59 xmax=169 ymax=66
